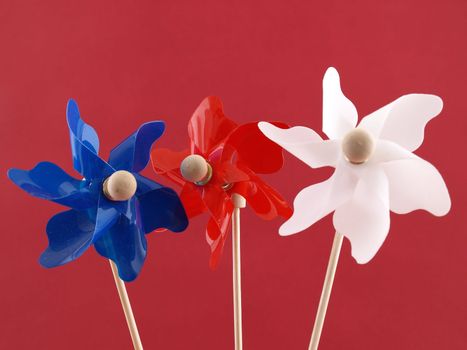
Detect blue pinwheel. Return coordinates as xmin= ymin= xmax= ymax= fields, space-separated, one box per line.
xmin=8 ymin=99 xmax=188 ymax=281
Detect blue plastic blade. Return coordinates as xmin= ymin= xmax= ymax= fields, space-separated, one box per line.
xmin=92 ymin=192 xmax=121 ymax=242
xmin=134 ymin=173 xmax=164 ymax=196
xmin=40 ymin=209 xmax=96 ymax=268
xmin=137 ymin=187 xmax=189 ymax=234
xmin=97 ymin=185 xmax=137 ymax=221
xmin=66 ymin=99 xmax=114 ymax=179
xmin=8 ymin=162 xmax=96 ymax=210
xmin=66 ymin=99 xmax=99 ymax=154
xmin=108 ymin=121 xmax=165 ymax=173
xmin=94 ymin=212 xmax=147 ymax=282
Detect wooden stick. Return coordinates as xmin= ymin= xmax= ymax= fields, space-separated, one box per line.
xmin=308 ymin=232 xmax=344 ymax=350
xmin=232 ymin=194 xmax=246 ymax=350
xmin=109 ymin=260 xmax=144 ymax=350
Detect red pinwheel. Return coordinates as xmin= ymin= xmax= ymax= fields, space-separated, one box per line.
xmin=151 ymin=96 xmax=292 ymax=268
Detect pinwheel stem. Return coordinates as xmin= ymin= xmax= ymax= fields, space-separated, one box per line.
xmin=109 ymin=260 xmax=144 ymax=350
xmin=232 ymin=194 xmax=246 ymax=350
xmin=308 ymin=232 xmax=343 ymax=350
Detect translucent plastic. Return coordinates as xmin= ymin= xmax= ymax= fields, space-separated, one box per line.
xmin=278 ymin=166 xmax=357 ymax=236
xmin=259 ymin=67 xmax=450 ymax=264
xmin=333 ymin=167 xmax=390 ymax=264
xmin=8 ymin=99 xmax=188 ymax=281
xmin=258 ymin=123 xmax=340 ymax=169
xmin=7 ymin=162 xmax=95 ymax=210
xmin=151 ymin=96 xmax=292 ymax=268
xmin=66 ymin=100 xmax=113 ymax=180
xmin=322 ymin=67 xmax=358 ymax=140
xmin=358 ymin=94 xmax=443 ymax=152
xmin=381 ymin=156 xmax=451 ymax=216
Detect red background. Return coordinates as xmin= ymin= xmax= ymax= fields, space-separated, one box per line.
xmin=0 ymin=1 xmax=466 ymax=349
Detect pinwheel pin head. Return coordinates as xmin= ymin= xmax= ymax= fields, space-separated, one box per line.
xmin=342 ymin=128 xmax=375 ymax=164
xmin=103 ymin=170 xmax=137 ymax=201
xmin=180 ymin=154 xmax=213 ymax=185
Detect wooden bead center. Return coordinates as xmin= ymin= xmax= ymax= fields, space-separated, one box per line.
xmin=103 ymin=170 xmax=137 ymax=201
xmin=180 ymin=154 xmax=213 ymax=185
xmin=342 ymin=128 xmax=375 ymax=164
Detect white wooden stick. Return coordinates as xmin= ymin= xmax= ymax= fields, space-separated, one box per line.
xmin=308 ymin=232 xmax=344 ymax=350
xmin=232 ymin=194 xmax=246 ymax=350
xmin=109 ymin=260 xmax=144 ymax=350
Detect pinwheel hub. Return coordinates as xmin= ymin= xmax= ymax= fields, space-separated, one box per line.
xmin=342 ymin=128 xmax=375 ymax=164
xmin=103 ymin=170 xmax=137 ymax=201
xmin=180 ymin=154 xmax=213 ymax=186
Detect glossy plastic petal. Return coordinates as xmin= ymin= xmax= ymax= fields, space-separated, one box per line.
xmin=40 ymin=209 xmax=96 ymax=268
xmin=94 ymin=214 xmax=147 ymax=282
xmin=223 ymin=122 xmax=288 ymax=174
xmin=93 ymin=192 xmax=121 ymax=241
xmin=258 ymin=122 xmax=341 ymax=168
xmin=333 ymin=167 xmax=390 ymax=264
xmin=203 ymin=184 xmax=234 ymax=231
xmin=8 ymin=162 xmax=95 ymax=210
xmin=96 ymin=187 xmax=135 ymax=221
xmin=233 ymin=174 xmax=292 ymax=220
xmin=215 ymin=162 xmax=250 ymax=184
xmin=203 ymin=185 xmax=234 ymax=269
xmin=280 ymin=166 xmax=358 ymax=235
xmin=138 ymin=187 xmax=189 ymax=234
xmin=67 ymin=99 xmax=114 ymax=179
xmin=67 ymin=99 xmax=99 ymax=154
xmin=151 ymin=148 xmax=190 ymax=187
xmin=108 ymin=121 xmax=165 ymax=173
xmin=370 ymin=140 xmax=414 ymax=164
xmin=179 ymin=182 xmax=206 ymax=218
xmin=207 ymin=213 xmax=232 ymax=269
xmin=188 ymin=96 xmax=237 ymax=155
xmin=382 ymin=156 xmax=451 ymax=216
xmin=134 ymin=173 xmax=164 ymax=196
xmin=322 ymin=67 xmax=358 ymax=140
xmin=358 ymin=94 xmax=443 ymax=152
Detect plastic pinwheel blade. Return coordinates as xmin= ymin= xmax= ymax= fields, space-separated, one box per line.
xmin=94 ymin=214 xmax=148 ymax=282
xmin=259 ymin=67 xmax=451 ymax=264
xmin=7 ymin=162 xmax=95 ymax=210
xmin=108 ymin=121 xmax=165 ymax=173
xmin=222 ymin=121 xmax=289 ymax=174
xmin=66 ymin=99 xmax=114 ymax=180
xmin=188 ymin=96 xmax=237 ymax=155
xmin=151 ymin=96 xmax=291 ymax=267
xmin=40 ymin=209 xmax=96 ymax=267
xmin=138 ymin=187 xmax=189 ymax=234
xmin=8 ymin=99 xmax=188 ymax=281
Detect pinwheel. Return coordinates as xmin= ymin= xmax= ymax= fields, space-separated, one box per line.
xmin=8 ymin=99 xmax=188 ymax=350
xmin=152 ymin=96 xmax=291 ymax=350
xmin=259 ymin=67 xmax=451 ymax=350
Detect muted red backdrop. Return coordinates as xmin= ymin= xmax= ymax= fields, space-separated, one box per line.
xmin=1 ymin=1 xmax=466 ymax=349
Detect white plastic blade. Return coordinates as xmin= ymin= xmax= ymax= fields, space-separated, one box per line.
xmin=322 ymin=67 xmax=358 ymax=140
xmin=382 ymin=156 xmax=451 ymax=216
xmin=359 ymin=94 xmax=443 ymax=152
xmin=279 ymin=166 xmax=357 ymax=235
xmin=258 ymin=122 xmax=341 ymax=168
xmin=333 ymin=167 xmax=390 ymax=264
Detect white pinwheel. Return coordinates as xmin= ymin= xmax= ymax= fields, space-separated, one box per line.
xmin=259 ymin=67 xmax=451 ymax=264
